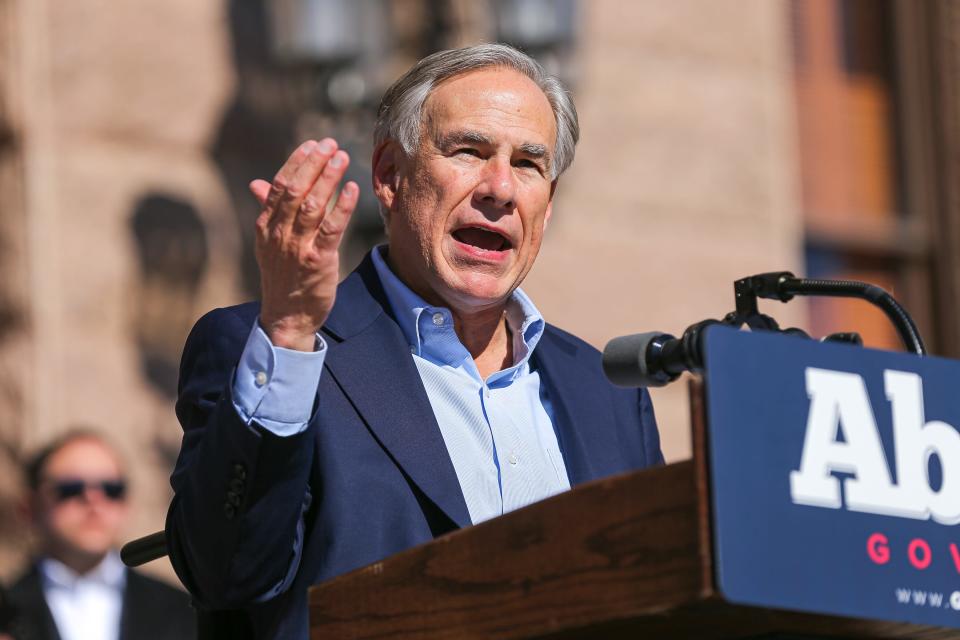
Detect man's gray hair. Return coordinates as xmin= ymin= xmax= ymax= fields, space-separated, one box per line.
xmin=374 ymin=43 xmax=579 ymax=180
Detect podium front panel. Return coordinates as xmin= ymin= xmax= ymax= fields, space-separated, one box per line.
xmin=703 ymin=325 xmax=960 ymax=629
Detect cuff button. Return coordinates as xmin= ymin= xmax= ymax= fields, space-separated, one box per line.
xmin=254 ymin=371 xmax=268 ymax=387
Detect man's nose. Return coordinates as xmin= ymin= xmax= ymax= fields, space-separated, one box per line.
xmin=79 ymin=486 xmax=103 ymax=504
xmin=79 ymin=485 xmax=116 ymax=505
xmin=474 ymin=158 xmax=516 ymax=210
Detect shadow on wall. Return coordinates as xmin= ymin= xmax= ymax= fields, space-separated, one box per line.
xmin=129 ymin=194 xmax=209 ymax=401
xmin=128 ymin=194 xmax=209 ymax=466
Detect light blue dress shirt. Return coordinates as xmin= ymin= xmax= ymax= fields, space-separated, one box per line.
xmin=232 ymin=246 xmax=571 ymax=524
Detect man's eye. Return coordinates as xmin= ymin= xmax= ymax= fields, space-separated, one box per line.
xmin=455 ymin=148 xmax=481 ymax=157
xmin=515 ymin=159 xmax=541 ymax=171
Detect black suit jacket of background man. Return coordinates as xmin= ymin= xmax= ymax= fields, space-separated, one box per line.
xmin=8 ymin=564 xmax=196 ymax=640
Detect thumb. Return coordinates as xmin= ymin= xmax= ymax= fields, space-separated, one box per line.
xmin=249 ymin=179 xmax=271 ymax=206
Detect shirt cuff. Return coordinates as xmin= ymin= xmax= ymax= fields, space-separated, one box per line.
xmin=232 ymin=321 xmax=326 ymax=436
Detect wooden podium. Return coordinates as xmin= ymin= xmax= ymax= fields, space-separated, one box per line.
xmin=307 ymin=387 xmax=958 ymax=639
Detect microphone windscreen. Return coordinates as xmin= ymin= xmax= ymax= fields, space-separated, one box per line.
xmin=602 ymin=332 xmax=662 ymax=388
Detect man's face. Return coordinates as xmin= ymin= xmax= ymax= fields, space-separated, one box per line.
xmin=384 ymin=67 xmax=558 ymax=312
xmin=32 ymin=438 xmax=128 ymax=565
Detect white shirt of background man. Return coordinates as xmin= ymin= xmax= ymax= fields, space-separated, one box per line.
xmin=40 ymin=551 xmax=126 ymax=640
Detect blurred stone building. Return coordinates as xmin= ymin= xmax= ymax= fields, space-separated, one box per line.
xmin=0 ymin=0 xmax=958 ymax=585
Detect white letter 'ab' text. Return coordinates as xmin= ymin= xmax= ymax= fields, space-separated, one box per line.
xmin=789 ymin=368 xmax=960 ymax=524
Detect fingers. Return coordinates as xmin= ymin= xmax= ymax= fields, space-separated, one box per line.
xmin=253 ymin=138 xmax=357 ymax=251
xmin=269 ymin=139 xmax=338 ymax=232
xmin=249 ymin=179 xmax=271 ymax=206
xmin=292 ymin=149 xmax=351 ymax=236
xmin=261 ymin=140 xmax=317 ymax=221
xmin=315 ymin=181 xmax=359 ymax=250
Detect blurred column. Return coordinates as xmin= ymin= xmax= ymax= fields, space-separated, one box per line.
xmin=11 ymin=0 xmax=62 ymax=446
xmin=0 ymin=0 xmax=47 ymax=577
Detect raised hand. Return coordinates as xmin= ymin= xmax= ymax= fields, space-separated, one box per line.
xmin=249 ymin=139 xmax=359 ymax=351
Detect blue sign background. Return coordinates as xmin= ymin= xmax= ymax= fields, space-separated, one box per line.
xmin=705 ymin=325 xmax=960 ymax=627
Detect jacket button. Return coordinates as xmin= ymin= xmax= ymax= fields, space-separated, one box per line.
xmin=229 ymin=478 xmax=244 ymax=493
xmin=233 ymin=464 xmax=247 ymax=480
xmin=226 ymin=491 xmax=241 ymax=506
xmin=223 ymin=503 xmax=236 ymax=519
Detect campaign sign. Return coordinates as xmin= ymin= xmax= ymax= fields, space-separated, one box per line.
xmin=704 ymin=325 xmax=960 ymax=627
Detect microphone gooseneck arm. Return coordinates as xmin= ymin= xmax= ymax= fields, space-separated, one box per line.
xmin=737 ymin=272 xmax=926 ymax=356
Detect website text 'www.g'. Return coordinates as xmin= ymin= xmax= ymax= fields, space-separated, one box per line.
xmin=895 ymin=589 xmax=960 ymax=610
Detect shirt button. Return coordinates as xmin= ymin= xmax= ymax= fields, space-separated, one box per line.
xmin=432 ymin=312 xmax=444 ymax=326
xmin=484 ymin=387 xmax=491 ymax=399
xmin=254 ymin=371 xmax=268 ymax=387
xmin=508 ymin=452 xmax=519 ymax=466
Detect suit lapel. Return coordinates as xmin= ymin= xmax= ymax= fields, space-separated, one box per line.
xmin=118 ymin=569 xmax=139 ymax=640
xmin=533 ymin=329 xmax=621 ymax=486
xmin=321 ymin=256 xmax=472 ymax=530
xmin=12 ymin=566 xmax=61 ymax=640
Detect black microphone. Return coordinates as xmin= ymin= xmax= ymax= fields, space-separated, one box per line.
xmin=602 ymin=332 xmax=680 ymax=388
xmin=602 ymin=320 xmax=715 ymax=388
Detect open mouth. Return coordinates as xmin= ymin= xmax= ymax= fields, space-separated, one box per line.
xmin=451 ymin=226 xmax=513 ymax=252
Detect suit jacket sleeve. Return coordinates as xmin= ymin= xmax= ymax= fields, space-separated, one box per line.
xmin=166 ymin=304 xmax=315 ymax=609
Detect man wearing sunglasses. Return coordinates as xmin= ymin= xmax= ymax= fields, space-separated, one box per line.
xmin=7 ymin=431 xmax=196 ymax=640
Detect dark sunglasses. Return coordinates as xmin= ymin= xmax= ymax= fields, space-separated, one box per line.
xmin=49 ymin=479 xmax=127 ymax=503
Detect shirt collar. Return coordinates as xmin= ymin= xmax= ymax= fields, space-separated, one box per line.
xmin=370 ymin=245 xmax=545 ymax=376
xmin=40 ymin=551 xmax=126 ymax=591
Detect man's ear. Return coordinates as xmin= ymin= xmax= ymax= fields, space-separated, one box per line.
xmin=372 ymin=140 xmax=402 ymax=212
xmin=543 ymin=178 xmax=558 ymax=230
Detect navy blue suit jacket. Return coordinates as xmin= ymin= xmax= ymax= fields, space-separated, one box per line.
xmin=166 ymin=253 xmax=662 ymax=639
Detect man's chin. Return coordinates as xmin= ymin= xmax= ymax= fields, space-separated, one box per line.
xmin=67 ymin=536 xmax=115 ymax=558
xmin=436 ymin=274 xmax=517 ymax=312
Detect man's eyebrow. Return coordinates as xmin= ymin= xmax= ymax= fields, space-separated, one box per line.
xmin=519 ymin=143 xmax=549 ymax=160
xmin=435 ymin=130 xmax=494 ymax=149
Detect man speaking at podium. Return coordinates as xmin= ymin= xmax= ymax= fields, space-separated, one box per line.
xmin=167 ymin=43 xmax=663 ymax=639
